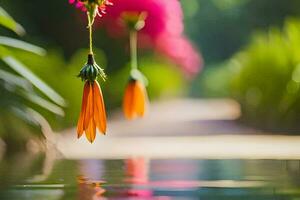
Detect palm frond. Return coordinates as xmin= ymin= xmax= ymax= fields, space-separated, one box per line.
xmin=0 ymin=6 xmax=25 ymax=36
xmin=2 ymin=56 xmax=66 ymax=107
xmin=0 ymin=36 xmax=45 ymax=56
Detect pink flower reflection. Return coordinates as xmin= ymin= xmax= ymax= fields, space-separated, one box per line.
xmin=125 ymin=157 xmax=149 ymax=184
xmin=149 ymin=180 xmax=200 ymax=189
xmin=125 ymin=189 xmax=153 ymax=198
xmin=124 ymin=157 xmax=153 ymax=197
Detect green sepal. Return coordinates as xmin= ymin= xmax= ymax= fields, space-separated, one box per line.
xmin=129 ymin=69 xmax=148 ymax=86
xmin=122 ymin=12 xmax=147 ymax=31
xmin=78 ymin=54 xmax=106 ymax=82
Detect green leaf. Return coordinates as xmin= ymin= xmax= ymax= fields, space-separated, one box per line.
xmin=0 ymin=36 xmax=46 ymax=56
xmin=0 ymin=68 xmax=31 ymax=91
xmin=11 ymin=106 xmax=39 ymax=126
xmin=0 ymin=69 xmax=64 ymax=116
xmin=2 ymin=56 xmax=66 ymax=107
xmin=0 ymin=6 xmax=25 ymax=35
xmin=0 ymin=45 xmax=10 ymax=57
xmin=23 ymin=92 xmax=65 ymax=116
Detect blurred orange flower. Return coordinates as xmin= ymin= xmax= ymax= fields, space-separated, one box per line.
xmin=123 ymin=79 xmax=148 ymax=120
xmin=77 ymin=81 xmax=106 ymax=143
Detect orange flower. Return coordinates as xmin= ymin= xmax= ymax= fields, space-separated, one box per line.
xmin=123 ymin=79 xmax=148 ymax=120
xmin=77 ymin=81 xmax=106 ymax=143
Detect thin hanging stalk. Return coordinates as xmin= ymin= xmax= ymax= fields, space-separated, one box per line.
xmin=87 ymin=13 xmax=94 ymax=54
xmin=130 ymin=31 xmax=138 ymax=70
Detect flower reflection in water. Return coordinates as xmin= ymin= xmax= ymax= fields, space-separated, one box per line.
xmin=76 ymin=158 xmax=203 ymax=199
xmin=124 ymin=157 xmax=153 ymax=197
xmin=78 ymin=175 xmax=107 ymax=200
xmin=78 ymin=160 xmax=107 ymax=200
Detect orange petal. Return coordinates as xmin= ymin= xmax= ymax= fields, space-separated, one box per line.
xmin=134 ymin=81 xmax=147 ymax=117
xmin=85 ymin=117 xmax=96 ymax=143
xmin=93 ymin=81 xmax=107 ymax=134
xmin=123 ymin=81 xmax=135 ymax=119
xmin=77 ymin=82 xmax=90 ymax=138
xmin=83 ymin=83 xmax=93 ymax=130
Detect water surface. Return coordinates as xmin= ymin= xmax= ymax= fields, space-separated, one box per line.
xmin=1 ymin=157 xmax=300 ymax=200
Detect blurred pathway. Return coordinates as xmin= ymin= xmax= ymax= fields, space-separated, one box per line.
xmin=57 ymin=98 xmax=300 ymax=160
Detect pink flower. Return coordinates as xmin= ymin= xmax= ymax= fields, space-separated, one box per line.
xmin=103 ymin=0 xmax=169 ymax=39
xmin=69 ymin=0 xmax=113 ymax=14
xmin=69 ymin=0 xmax=86 ymax=11
xmin=102 ymin=0 xmax=202 ymax=76
xmin=156 ymin=34 xmax=202 ymax=76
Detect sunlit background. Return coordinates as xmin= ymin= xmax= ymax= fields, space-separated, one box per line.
xmin=1 ymin=0 xmax=300 ymax=199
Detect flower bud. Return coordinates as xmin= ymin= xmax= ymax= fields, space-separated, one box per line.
xmin=121 ymin=12 xmax=147 ymax=31
xmin=78 ymin=54 xmax=106 ymax=82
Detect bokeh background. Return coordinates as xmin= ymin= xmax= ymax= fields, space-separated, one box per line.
xmin=1 ymin=0 xmax=300 ymax=149
xmin=3 ymin=1 xmax=300 ymax=199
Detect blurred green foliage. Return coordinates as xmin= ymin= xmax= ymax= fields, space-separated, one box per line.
xmin=204 ymin=19 xmax=300 ymax=132
xmin=183 ymin=0 xmax=300 ymax=98
xmin=0 ymin=7 xmax=65 ymax=150
xmin=182 ymin=0 xmax=300 ymax=65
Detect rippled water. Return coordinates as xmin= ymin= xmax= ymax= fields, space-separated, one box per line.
xmin=1 ymin=157 xmax=300 ymax=199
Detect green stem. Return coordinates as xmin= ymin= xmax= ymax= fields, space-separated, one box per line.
xmin=87 ymin=12 xmax=93 ymax=54
xmin=130 ymin=31 xmax=138 ymax=70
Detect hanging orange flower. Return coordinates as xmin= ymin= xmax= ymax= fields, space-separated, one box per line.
xmin=122 ymin=12 xmax=149 ymax=120
xmin=72 ymin=0 xmax=109 ymax=142
xmin=123 ymin=78 xmax=148 ymax=120
xmin=77 ymin=54 xmax=107 ymax=143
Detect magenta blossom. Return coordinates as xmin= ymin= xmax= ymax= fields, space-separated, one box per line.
xmin=69 ymin=0 xmax=85 ymax=11
xmin=103 ymin=0 xmax=182 ymax=39
xmin=156 ymin=34 xmax=202 ymax=76
xmin=102 ymin=0 xmax=202 ymax=76
xmin=69 ymin=0 xmax=113 ymax=16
